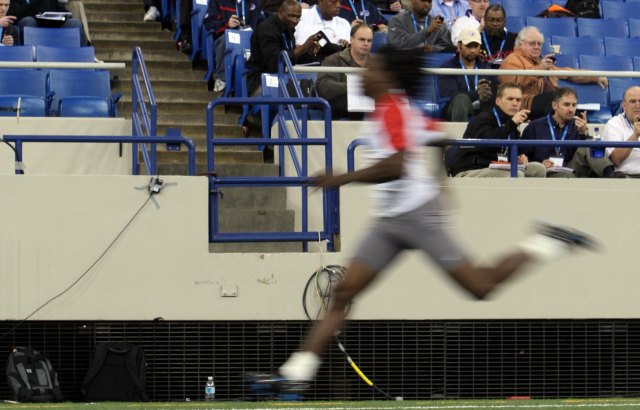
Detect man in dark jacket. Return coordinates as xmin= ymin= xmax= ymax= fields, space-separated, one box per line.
xmin=8 ymin=0 xmax=85 ymax=45
xmin=438 ymin=28 xmax=494 ymax=122
xmin=204 ymin=0 xmax=264 ymax=92
xmin=0 ymin=0 xmax=19 ymax=46
xmin=338 ymin=0 xmax=388 ymax=30
xmin=449 ymin=82 xmax=546 ymax=177
xmin=388 ymin=0 xmax=453 ymax=52
xmin=316 ymin=22 xmax=372 ymax=119
xmin=479 ymin=4 xmax=516 ymax=67
xmin=246 ymin=0 xmax=321 ymax=96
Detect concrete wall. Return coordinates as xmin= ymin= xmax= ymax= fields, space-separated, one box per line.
xmin=1 ymin=119 xmax=637 ymax=321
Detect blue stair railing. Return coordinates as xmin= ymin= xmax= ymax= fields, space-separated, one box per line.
xmin=131 ymin=47 xmax=159 ymax=176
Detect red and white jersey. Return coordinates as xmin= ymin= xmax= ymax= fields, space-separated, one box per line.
xmin=360 ymin=92 xmax=446 ymax=217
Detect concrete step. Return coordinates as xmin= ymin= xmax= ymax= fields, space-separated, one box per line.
xmin=132 ymin=79 xmax=207 ymax=93
xmin=85 ymin=2 xmax=141 ymax=13
xmin=92 ymin=39 xmax=177 ymax=52
xmin=157 ymin=123 xmax=243 ymax=142
xmin=90 ymin=21 xmax=165 ymax=33
xmin=97 ymin=49 xmax=187 ymax=62
xmin=217 ymin=186 xmax=287 ymax=210
xmin=155 ymin=149 xmax=263 ymax=165
xmin=121 ymin=101 xmax=232 ymax=116
xmin=209 ymin=241 xmax=302 ymax=252
xmin=111 ymin=67 xmax=206 ymax=82
xmin=89 ymin=12 xmax=154 ymax=23
xmin=218 ymin=209 xmax=295 ymax=233
xmin=92 ymin=31 xmax=174 ymax=42
xmin=84 ymin=0 xmax=141 ymax=4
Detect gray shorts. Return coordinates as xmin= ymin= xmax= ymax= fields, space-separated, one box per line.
xmin=352 ymin=195 xmax=468 ymax=273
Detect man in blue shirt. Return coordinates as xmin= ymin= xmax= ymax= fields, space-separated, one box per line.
xmin=521 ymin=87 xmax=613 ymax=177
xmin=438 ymin=28 xmax=494 ymax=121
xmin=429 ymin=0 xmax=468 ymax=31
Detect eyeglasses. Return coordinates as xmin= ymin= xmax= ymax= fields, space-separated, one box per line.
xmin=523 ymin=40 xmax=544 ymax=47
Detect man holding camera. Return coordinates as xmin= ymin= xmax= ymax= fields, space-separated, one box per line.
xmin=602 ymin=86 xmax=640 ymax=177
xmin=294 ymin=0 xmax=351 ymax=63
xmin=438 ymin=28 xmax=494 ymax=122
xmin=388 ymin=0 xmax=453 ymax=52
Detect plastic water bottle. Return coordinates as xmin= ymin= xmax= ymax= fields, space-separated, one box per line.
xmin=590 ymin=127 xmax=604 ymax=158
xmin=204 ymin=376 xmax=215 ymax=401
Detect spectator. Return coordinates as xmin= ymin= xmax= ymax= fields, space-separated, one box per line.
xmin=499 ymin=26 xmax=607 ymax=120
xmin=8 ymin=0 xmax=86 ymax=45
xmin=522 ymin=87 xmax=614 ymax=178
xmin=429 ymin=0 xmax=468 ymax=31
xmin=66 ymin=1 xmax=91 ymax=45
xmin=0 ymin=0 xmax=19 ymax=46
xmin=479 ymin=4 xmax=515 ymax=67
xmin=294 ymin=0 xmax=351 ymax=63
xmin=448 ymin=82 xmax=547 ymax=178
xmin=316 ymin=22 xmax=373 ymax=119
xmin=204 ymin=0 xmax=264 ymax=92
xmin=450 ymin=0 xmax=487 ymax=45
xmin=338 ymin=0 xmax=388 ymax=31
xmin=175 ymin=0 xmax=193 ymax=54
xmin=387 ymin=0 xmax=454 ymax=52
xmin=246 ymin=0 xmax=321 ymax=96
xmin=143 ymin=0 xmax=161 ymax=22
xmin=438 ymin=28 xmax=494 ymax=121
xmin=602 ymin=85 xmax=640 ymax=178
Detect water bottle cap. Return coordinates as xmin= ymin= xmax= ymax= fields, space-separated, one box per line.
xmin=208 ymin=376 xmax=213 ymax=380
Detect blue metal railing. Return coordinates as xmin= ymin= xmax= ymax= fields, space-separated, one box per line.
xmin=206 ymin=97 xmax=339 ymax=250
xmin=131 ymin=47 xmax=158 ymax=175
xmin=346 ymin=138 xmax=640 ymax=177
xmin=4 ymin=135 xmax=196 ymax=175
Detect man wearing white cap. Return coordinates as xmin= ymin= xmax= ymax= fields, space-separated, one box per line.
xmin=438 ymin=28 xmax=494 ymax=121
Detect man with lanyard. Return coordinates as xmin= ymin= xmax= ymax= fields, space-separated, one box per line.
xmin=388 ymin=0 xmax=454 ymax=52
xmin=246 ymin=0 xmax=321 ymax=96
xmin=450 ymin=0 xmax=488 ymax=44
xmin=438 ymin=28 xmax=494 ymax=122
xmin=338 ymin=0 xmax=388 ymax=31
xmin=429 ymin=0 xmax=468 ymax=31
xmin=449 ymin=82 xmax=547 ymax=177
xmin=479 ymin=4 xmax=516 ymax=68
xmin=204 ymin=0 xmax=265 ymax=92
xmin=294 ymin=0 xmax=351 ymax=63
xmin=522 ymin=87 xmax=614 ymax=178
xmin=249 ymin=47 xmax=598 ymax=397
xmin=602 ymin=86 xmax=640 ymax=177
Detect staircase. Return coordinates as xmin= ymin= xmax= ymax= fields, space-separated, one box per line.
xmin=84 ymin=0 xmax=300 ymax=252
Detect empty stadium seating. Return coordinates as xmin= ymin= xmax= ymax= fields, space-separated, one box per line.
xmin=36 ymin=45 xmax=95 ymax=62
xmin=603 ymin=37 xmax=640 ymax=56
xmin=189 ymin=0 xmax=209 ymax=62
xmin=48 ymin=70 xmax=120 ymax=117
xmin=551 ymin=35 xmax=604 ymax=56
xmin=0 ymin=46 xmax=35 ymax=62
xmin=23 ymin=27 xmax=82 ymax=47
xmin=502 ymin=0 xmax=551 ymax=17
xmin=601 ymin=0 xmax=640 ymax=19
xmin=223 ymin=29 xmax=252 ymax=99
xmin=526 ymin=17 xmax=576 ymax=38
xmin=577 ymin=18 xmax=629 ymax=38
xmin=371 ymin=31 xmax=388 ymax=53
xmin=0 ymin=70 xmax=50 ymax=116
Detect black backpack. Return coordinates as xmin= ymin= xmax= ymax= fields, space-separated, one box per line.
xmin=565 ymin=0 xmax=601 ymax=18
xmin=6 ymin=347 xmax=63 ymax=403
xmin=82 ymin=342 xmax=149 ymax=402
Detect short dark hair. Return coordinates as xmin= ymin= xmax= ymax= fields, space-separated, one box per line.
xmin=376 ymin=46 xmax=424 ymax=99
xmin=485 ymin=4 xmax=506 ymax=18
xmin=350 ymin=22 xmax=373 ymax=38
xmin=497 ymin=82 xmax=522 ymax=98
xmin=553 ymin=87 xmax=577 ymax=102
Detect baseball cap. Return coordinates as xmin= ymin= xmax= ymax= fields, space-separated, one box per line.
xmin=458 ymin=29 xmax=482 ymax=45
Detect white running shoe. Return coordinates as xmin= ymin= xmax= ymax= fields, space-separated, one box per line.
xmin=213 ymin=79 xmax=226 ymax=93
xmin=143 ymin=6 xmax=160 ymax=22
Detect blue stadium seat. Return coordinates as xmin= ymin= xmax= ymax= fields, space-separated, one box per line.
xmin=0 ymin=69 xmax=50 ymax=115
xmin=550 ymin=35 xmax=604 ymax=56
xmin=554 ymin=54 xmax=579 ymax=69
xmin=634 ymin=57 xmax=640 ymax=70
xmin=556 ymin=79 xmax=576 ymax=91
xmin=576 ymin=84 xmax=611 ymax=123
xmin=505 ymin=16 xmax=525 ymax=33
xmin=223 ymin=29 xmax=252 ymax=98
xmin=525 ymin=17 xmax=576 ymax=39
xmin=489 ymin=0 xmax=502 ymax=5
xmin=371 ymin=31 xmax=388 ymax=53
xmin=604 ymin=37 xmax=640 ymax=56
xmin=629 ymin=18 xmax=640 ymax=37
xmin=502 ymin=0 xmax=551 ymax=17
xmin=48 ymin=70 xmax=120 ymax=117
xmin=0 ymin=46 xmax=34 ymax=62
xmin=579 ymin=55 xmax=633 ymax=71
xmin=23 ymin=27 xmax=82 ymax=47
xmin=424 ymin=52 xmax=455 ymax=68
xmin=189 ymin=0 xmax=209 ymax=62
xmin=601 ymin=0 xmax=640 ymax=19
xmin=36 ymin=45 xmax=95 ymax=62
xmin=0 ymin=96 xmax=46 ymax=117
xmin=577 ymin=18 xmax=628 ymax=38
xmin=59 ymin=98 xmax=111 ymax=117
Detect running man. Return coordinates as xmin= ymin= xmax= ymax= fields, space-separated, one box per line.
xmin=256 ymin=46 xmax=597 ymax=396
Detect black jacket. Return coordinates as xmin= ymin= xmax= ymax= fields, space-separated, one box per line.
xmin=449 ymin=106 xmax=521 ymax=176
xmin=438 ymin=54 xmax=495 ymax=115
xmin=8 ymin=0 xmax=67 ymax=22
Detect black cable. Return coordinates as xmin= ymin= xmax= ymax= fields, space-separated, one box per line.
xmin=0 ymin=180 xmax=159 ymax=342
xmin=302 ymin=265 xmax=397 ymax=400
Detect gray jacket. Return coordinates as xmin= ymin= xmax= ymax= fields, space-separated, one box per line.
xmin=388 ymin=11 xmax=454 ymax=52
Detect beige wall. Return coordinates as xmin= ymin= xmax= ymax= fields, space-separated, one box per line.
xmin=1 ymin=119 xmax=637 ymax=321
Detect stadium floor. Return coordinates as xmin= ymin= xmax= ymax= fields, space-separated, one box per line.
xmin=2 ymin=399 xmax=640 ymax=409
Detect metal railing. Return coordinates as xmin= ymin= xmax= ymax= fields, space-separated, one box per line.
xmin=206 ymin=96 xmax=339 ymax=251
xmin=131 ymin=47 xmax=158 ymax=176
xmin=3 ymin=135 xmax=196 ymax=175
